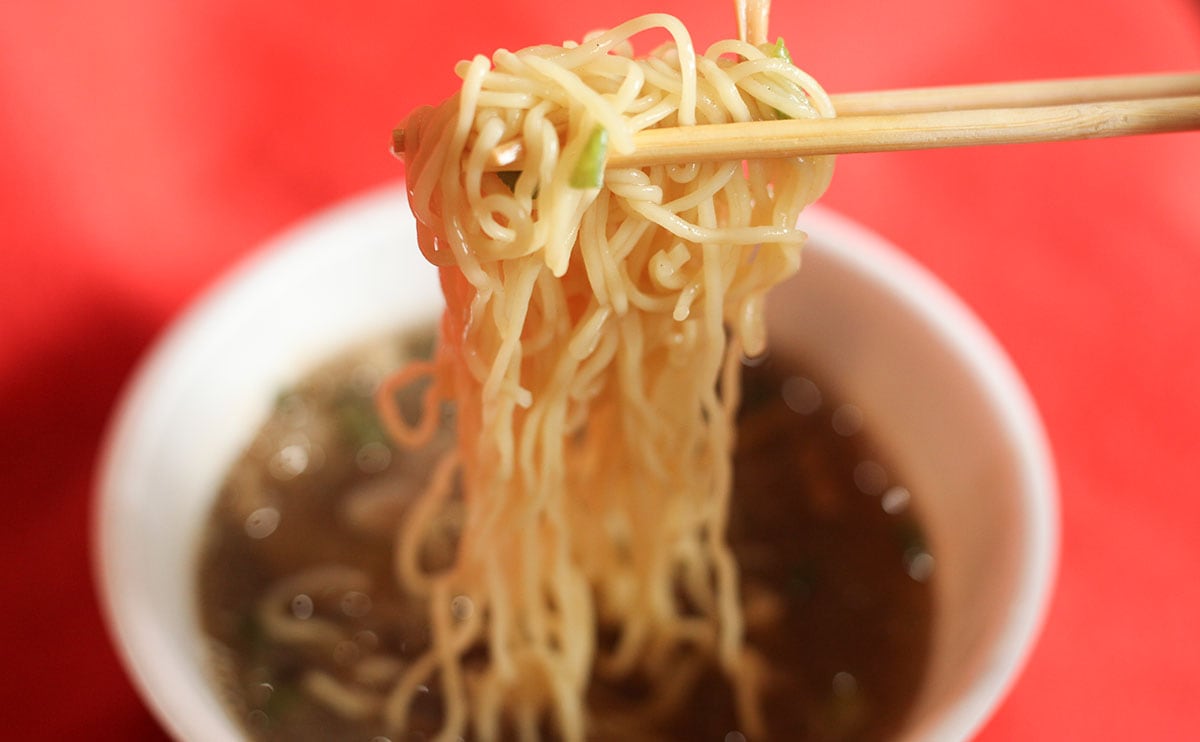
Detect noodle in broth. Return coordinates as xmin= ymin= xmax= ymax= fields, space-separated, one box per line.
xmin=198 ymin=332 xmax=934 ymax=741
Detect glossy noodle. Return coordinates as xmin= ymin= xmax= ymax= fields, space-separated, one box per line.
xmin=375 ymin=10 xmax=830 ymax=740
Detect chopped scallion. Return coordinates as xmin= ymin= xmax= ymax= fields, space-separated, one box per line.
xmin=569 ymin=127 xmax=608 ymax=189
xmin=766 ymin=36 xmax=793 ymax=64
xmin=758 ymin=36 xmax=801 ymax=119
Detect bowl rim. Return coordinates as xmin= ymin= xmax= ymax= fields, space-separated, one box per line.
xmin=92 ymin=183 xmax=1058 ymax=741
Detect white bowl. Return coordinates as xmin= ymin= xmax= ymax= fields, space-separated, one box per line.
xmin=94 ymin=184 xmax=1057 ymax=741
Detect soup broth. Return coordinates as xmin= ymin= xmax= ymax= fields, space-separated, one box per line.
xmin=197 ymin=332 xmax=934 ymax=741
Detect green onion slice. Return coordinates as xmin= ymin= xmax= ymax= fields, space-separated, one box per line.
xmin=569 ymin=126 xmax=609 ymax=189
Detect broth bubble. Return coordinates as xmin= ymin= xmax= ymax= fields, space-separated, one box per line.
xmin=832 ymin=404 xmax=864 ymax=436
xmin=249 ymin=682 xmax=274 ymax=707
xmin=451 ymin=595 xmax=474 ymax=621
xmin=341 ymin=590 xmax=372 ymax=618
xmin=853 ymin=461 xmax=887 ymax=495
xmin=244 ymin=507 xmax=280 ymax=539
xmin=291 ymin=594 xmax=314 ymax=620
xmin=269 ymin=443 xmax=310 ymax=480
xmin=246 ymin=709 xmax=270 ymax=728
xmin=356 ymin=441 xmax=392 ymax=473
xmin=832 ymin=671 xmax=859 ymax=698
xmin=881 ymin=486 xmax=911 ymax=514
xmin=904 ymin=549 xmax=936 ymax=583
xmin=782 ymin=375 xmax=821 ymax=414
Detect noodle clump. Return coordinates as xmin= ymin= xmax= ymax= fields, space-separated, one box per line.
xmin=383 ymin=12 xmax=834 ymax=740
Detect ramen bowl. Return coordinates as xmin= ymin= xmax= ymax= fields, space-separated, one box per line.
xmin=94 ymin=184 xmax=1057 ymax=741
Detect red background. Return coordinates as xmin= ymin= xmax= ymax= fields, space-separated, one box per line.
xmin=3 ymin=1 xmax=1198 ymax=738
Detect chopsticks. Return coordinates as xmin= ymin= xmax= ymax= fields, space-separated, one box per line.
xmin=390 ymin=72 xmax=1200 ymax=170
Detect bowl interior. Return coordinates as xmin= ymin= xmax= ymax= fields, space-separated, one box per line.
xmin=95 ymin=185 xmax=1055 ymax=741
xmin=767 ymin=212 xmax=1056 ymax=741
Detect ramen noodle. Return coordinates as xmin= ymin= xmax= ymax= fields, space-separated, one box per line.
xmin=381 ymin=10 xmax=835 ymax=740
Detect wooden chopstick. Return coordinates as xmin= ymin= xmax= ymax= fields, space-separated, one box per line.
xmin=390 ymin=72 xmax=1200 ymax=169
xmin=611 ymin=96 xmax=1200 ymax=167
xmin=830 ymin=71 xmax=1200 ymax=115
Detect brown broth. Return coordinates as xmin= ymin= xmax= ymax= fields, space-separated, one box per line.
xmin=196 ymin=335 xmax=933 ymax=741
